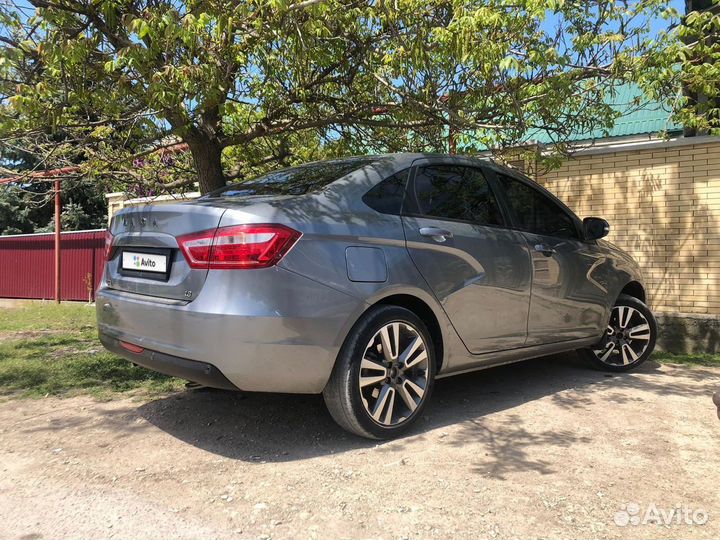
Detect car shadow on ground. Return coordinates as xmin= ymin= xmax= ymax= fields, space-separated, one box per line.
xmin=136 ymin=352 xmax=715 ymax=465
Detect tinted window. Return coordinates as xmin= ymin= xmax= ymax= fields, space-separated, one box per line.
xmin=411 ymin=165 xmax=503 ymax=225
xmin=203 ymin=157 xmax=382 ymax=198
xmin=362 ymin=169 xmax=409 ymax=215
xmin=497 ymin=174 xmax=578 ymax=238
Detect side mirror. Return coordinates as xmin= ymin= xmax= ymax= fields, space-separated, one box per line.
xmin=583 ymin=217 xmax=610 ymax=241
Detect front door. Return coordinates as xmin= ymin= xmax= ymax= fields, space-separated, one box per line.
xmin=401 ymin=162 xmax=533 ymax=354
xmin=492 ymin=171 xmax=611 ymax=345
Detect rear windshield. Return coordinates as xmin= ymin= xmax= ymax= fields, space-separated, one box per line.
xmin=202 ymin=157 xmax=382 ymax=198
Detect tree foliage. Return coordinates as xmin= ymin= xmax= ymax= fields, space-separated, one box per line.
xmin=0 ymin=179 xmax=108 ymax=235
xmin=0 ymin=0 xmax=688 ymax=194
xmin=0 ymin=105 xmax=107 ymax=235
xmin=674 ymin=0 xmax=720 ymax=135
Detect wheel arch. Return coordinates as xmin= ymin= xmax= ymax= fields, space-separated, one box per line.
xmin=332 ymin=288 xmax=448 ymax=375
xmin=618 ymin=280 xmax=646 ymax=304
xmin=373 ymin=293 xmax=445 ymax=373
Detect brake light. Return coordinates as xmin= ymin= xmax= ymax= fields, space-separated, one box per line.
xmin=178 ymin=224 xmax=301 ymax=270
xmin=104 ymin=230 xmax=114 ymax=261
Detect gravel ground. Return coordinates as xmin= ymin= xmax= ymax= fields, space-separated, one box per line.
xmin=0 ymin=353 xmax=719 ymax=540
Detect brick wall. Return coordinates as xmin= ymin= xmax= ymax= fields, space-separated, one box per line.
xmin=537 ymin=139 xmax=720 ymax=316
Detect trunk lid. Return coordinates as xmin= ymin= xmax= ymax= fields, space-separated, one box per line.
xmin=106 ymin=203 xmax=227 ymax=301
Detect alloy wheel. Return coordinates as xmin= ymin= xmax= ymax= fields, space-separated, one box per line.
xmin=593 ymin=305 xmax=653 ymax=366
xmin=358 ymin=321 xmax=430 ymax=426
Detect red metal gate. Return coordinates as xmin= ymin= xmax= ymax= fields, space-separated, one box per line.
xmin=0 ymin=229 xmax=106 ymax=302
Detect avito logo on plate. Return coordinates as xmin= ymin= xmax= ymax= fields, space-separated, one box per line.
xmin=133 ymin=255 xmax=156 ymax=269
xmin=121 ymin=251 xmax=167 ymax=273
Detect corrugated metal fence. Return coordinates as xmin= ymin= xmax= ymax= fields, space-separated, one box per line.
xmin=0 ymin=229 xmax=105 ymax=302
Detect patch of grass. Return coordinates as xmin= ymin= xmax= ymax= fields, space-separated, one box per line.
xmin=0 ymin=301 xmax=96 ymax=333
xmin=0 ymin=302 xmax=183 ymax=399
xmin=651 ymin=351 xmax=720 ymax=367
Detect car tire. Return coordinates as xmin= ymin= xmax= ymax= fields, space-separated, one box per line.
xmin=580 ymin=294 xmax=657 ymax=372
xmin=323 ymin=305 xmax=436 ymax=439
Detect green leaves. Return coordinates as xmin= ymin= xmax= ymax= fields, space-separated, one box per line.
xmin=670 ymin=0 xmax=720 ymax=135
xmin=0 ymin=0 xmax=694 ymax=193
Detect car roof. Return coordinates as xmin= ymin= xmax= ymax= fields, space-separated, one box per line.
xmin=367 ymin=152 xmax=489 ymax=164
xmin=316 ymin=152 xmax=532 ymax=203
xmin=361 ymin=152 xmax=526 ymax=179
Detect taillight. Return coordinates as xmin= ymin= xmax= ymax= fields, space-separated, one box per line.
xmin=104 ymin=230 xmax=114 ymax=261
xmin=177 ymin=224 xmax=301 ymax=270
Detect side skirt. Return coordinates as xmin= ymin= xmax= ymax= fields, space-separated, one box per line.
xmin=436 ymin=336 xmax=599 ymax=379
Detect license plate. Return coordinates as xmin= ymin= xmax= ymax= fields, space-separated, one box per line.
xmin=122 ymin=251 xmax=168 ymax=273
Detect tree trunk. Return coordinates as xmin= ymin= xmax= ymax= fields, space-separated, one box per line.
xmin=187 ymin=138 xmax=225 ymax=194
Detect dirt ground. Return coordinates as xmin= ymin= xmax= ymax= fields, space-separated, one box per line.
xmin=1 ymin=354 xmax=719 ymax=540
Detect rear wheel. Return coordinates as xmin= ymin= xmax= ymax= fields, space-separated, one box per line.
xmin=581 ymin=294 xmax=657 ymax=372
xmin=323 ymin=305 xmax=436 ymax=439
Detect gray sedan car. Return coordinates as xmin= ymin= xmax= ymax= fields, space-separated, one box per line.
xmin=97 ymin=153 xmax=657 ymax=439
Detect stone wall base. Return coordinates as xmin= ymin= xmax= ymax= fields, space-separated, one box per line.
xmin=655 ymin=313 xmax=720 ymax=355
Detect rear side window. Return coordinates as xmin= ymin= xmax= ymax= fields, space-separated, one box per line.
xmin=410 ymin=165 xmax=503 ymax=226
xmin=362 ymin=169 xmax=409 ymax=215
xmin=203 ymin=157 xmax=383 ymax=198
xmin=497 ymin=174 xmax=578 ymax=239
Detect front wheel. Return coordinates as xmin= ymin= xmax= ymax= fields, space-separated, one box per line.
xmin=580 ymin=294 xmax=657 ymax=372
xmin=323 ymin=305 xmax=436 ymax=439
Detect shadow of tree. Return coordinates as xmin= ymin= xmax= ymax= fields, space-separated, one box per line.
xmin=458 ymin=414 xmax=592 ymax=479
xmin=124 ymin=352 xmax=719 ymax=475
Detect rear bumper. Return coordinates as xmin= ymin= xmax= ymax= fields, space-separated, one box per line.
xmin=100 ymin=335 xmax=239 ymax=390
xmin=96 ymin=266 xmax=365 ymax=393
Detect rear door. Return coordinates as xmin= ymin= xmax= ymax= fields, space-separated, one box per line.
xmin=401 ymin=161 xmax=532 ymax=354
xmin=490 ymin=171 xmax=610 ymax=345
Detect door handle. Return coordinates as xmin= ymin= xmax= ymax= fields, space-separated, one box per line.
xmin=534 ymin=243 xmax=556 ymax=256
xmin=419 ymin=227 xmax=453 ymax=243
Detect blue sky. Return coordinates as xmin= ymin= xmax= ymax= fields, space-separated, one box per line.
xmin=648 ymin=0 xmax=686 ymax=36
xmin=538 ymin=0 xmax=686 ymax=42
